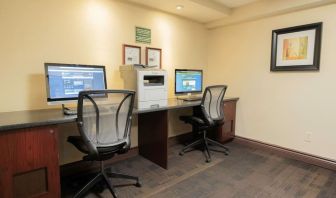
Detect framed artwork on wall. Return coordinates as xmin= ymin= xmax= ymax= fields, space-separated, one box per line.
xmin=123 ymin=44 xmax=141 ymax=65
xmin=270 ymin=22 xmax=322 ymax=71
xmin=146 ymin=47 xmax=161 ymax=68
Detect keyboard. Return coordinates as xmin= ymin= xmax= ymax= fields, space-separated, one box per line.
xmin=63 ymin=108 xmax=77 ymax=115
xmin=178 ymin=96 xmax=202 ymax=101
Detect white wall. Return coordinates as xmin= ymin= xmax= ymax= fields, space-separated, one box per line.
xmin=207 ymin=4 xmax=336 ymax=160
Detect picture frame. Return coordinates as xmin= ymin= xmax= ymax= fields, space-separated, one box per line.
xmin=270 ymin=22 xmax=322 ymax=71
xmin=146 ymin=47 xmax=162 ymax=68
xmin=123 ymin=44 xmax=141 ymax=65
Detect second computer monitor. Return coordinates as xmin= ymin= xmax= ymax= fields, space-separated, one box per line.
xmin=175 ymin=69 xmax=203 ymax=94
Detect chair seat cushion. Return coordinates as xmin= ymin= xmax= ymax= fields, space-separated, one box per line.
xmin=67 ymin=136 xmax=127 ymax=160
xmin=180 ymin=115 xmax=224 ymax=132
xmin=180 ymin=116 xmax=205 ymax=126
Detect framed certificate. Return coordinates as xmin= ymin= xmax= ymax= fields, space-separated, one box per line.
xmin=146 ymin=47 xmax=161 ymax=68
xmin=123 ymin=44 xmax=141 ymax=65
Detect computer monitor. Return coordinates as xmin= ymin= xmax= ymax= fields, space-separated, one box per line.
xmin=45 ymin=63 xmax=107 ymax=104
xmin=175 ymin=69 xmax=203 ymax=94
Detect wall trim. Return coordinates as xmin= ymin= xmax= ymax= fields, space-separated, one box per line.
xmin=234 ymin=136 xmax=336 ymax=171
xmin=61 ymin=134 xmax=336 ymax=177
xmin=168 ymin=132 xmax=194 ymax=146
xmin=61 ymin=133 xmax=195 ymax=177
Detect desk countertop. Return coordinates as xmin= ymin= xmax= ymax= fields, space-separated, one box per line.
xmin=0 ymin=97 xmax=238 ymax=132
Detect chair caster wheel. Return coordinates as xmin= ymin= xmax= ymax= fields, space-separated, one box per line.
xmin=224 ymin=152 xmax=229 ymax=156
xmin=135 ymin=182 xmax=142 ymax=187
xmin=179 ymin=152 xmax=184 ymax=156
xmin=206 ymin=159 xmax=211 ymax=163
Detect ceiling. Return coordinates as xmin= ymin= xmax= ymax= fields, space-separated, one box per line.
xmin=124 ymin=0 xmax=336 ymax=28
xmin=125 ymin=0 xmax=258 ymax=23
xmin=213 ymin=0 xmax=259 ymax=8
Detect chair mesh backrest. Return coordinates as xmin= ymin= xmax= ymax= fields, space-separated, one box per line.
xmin=77 ymin=90 xmax=135 ymax=149
xmin=201 ymin=85 xmax=227 ymax=125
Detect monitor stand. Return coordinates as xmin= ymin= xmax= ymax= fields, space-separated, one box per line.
xmin=177 ymin=93 xmax=202 ymax=101
xmin=62 ymin=104 xmax=77 ymax=115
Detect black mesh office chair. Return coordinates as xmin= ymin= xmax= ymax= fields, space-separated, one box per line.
xmin=179 ymin=85 xmax=229 ymax=162
xmin=67 ymin=90 xmax=140 ymax=198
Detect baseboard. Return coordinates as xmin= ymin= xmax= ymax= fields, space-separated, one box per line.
xmin=234 ymin=136 xmax=336 ymax=171
xmin=61 ymin=134 xmax=336 ymax=177
xmin=60 ymin=147 xmax=139 ymax=178
xmin=168 ymin=132 xmax=194 ymax=146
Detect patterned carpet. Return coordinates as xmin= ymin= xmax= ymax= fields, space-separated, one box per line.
xmin=62 ymin=141 xmax=336 ymax=198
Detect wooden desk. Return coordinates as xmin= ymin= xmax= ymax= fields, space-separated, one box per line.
xmin=0 ymin=98 xmax=238 ymax=197
xmin=138 ymin=98 xmax=239 ymax=169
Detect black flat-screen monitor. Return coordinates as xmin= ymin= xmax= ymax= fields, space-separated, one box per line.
xmin=175 ymin=69 xmax=203 ymax=94
xmin=45 ymin=63 xmax=107 ymax=104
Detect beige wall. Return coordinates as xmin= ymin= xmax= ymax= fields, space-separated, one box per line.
xmin=207 ymin=4 xmax=336 ymax=160
xmin=0 ymin=0 xmax=207 ymax=112
xmin=0 ymin=0 xmax=206 ymax=164
xmin=2 ymin=0 xmax=335 ymax=163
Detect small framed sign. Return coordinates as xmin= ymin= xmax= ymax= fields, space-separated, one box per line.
xmin=123 ymin=44 xmax=141 ymax=65
xmin=270 ymin=22 xmax=322 ymax=71
xmin=136 ymin=27 xmax=151 ymax=44
xmin=146 ymin=47 xmax=161 ymax=68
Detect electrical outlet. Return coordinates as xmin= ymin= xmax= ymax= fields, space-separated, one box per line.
xmin=304 ymin=132 xmax=312 ymax=142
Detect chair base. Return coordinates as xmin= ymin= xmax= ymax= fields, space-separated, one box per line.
xmin=73 ymin=162 xmax=141 ymax=198
xmin=179 ymin=135 xmax=229 ymax=163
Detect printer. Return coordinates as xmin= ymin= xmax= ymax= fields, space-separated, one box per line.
xmin=119 ymin=64 xmax=168 ymax=109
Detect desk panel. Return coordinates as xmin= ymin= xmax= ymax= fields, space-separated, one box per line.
xmin=0 ymin=126 xmax=60 ymax=197
xmin=138 ymin=110 xmax=168 ymax=169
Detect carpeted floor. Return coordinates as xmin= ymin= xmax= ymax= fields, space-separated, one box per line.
xmin=62 ymin=141 xmax=336 ymax=198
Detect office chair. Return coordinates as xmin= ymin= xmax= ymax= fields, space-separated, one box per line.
xmin=67 ymin=90 xmax=140 ymax=198
xmin=179 ymin=85 xmax=229 ymax=163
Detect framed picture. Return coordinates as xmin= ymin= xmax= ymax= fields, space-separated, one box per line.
xmin=123 ymin=44 xmax=141 ymax=65
xmin=270 ymin=22 xmax=322 ymax=71
xmin=146 ymin=47 xmax=161 ymax=68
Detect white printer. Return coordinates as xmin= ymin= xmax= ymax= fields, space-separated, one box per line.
xmin=119 ymin=64 xmax=168 ymax=109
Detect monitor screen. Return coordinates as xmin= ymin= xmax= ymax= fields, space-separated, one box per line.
xmin=175 ymin=69 xmax=203 ymax=94
xmin=45 ymin=63 xmax=107 ymax=103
